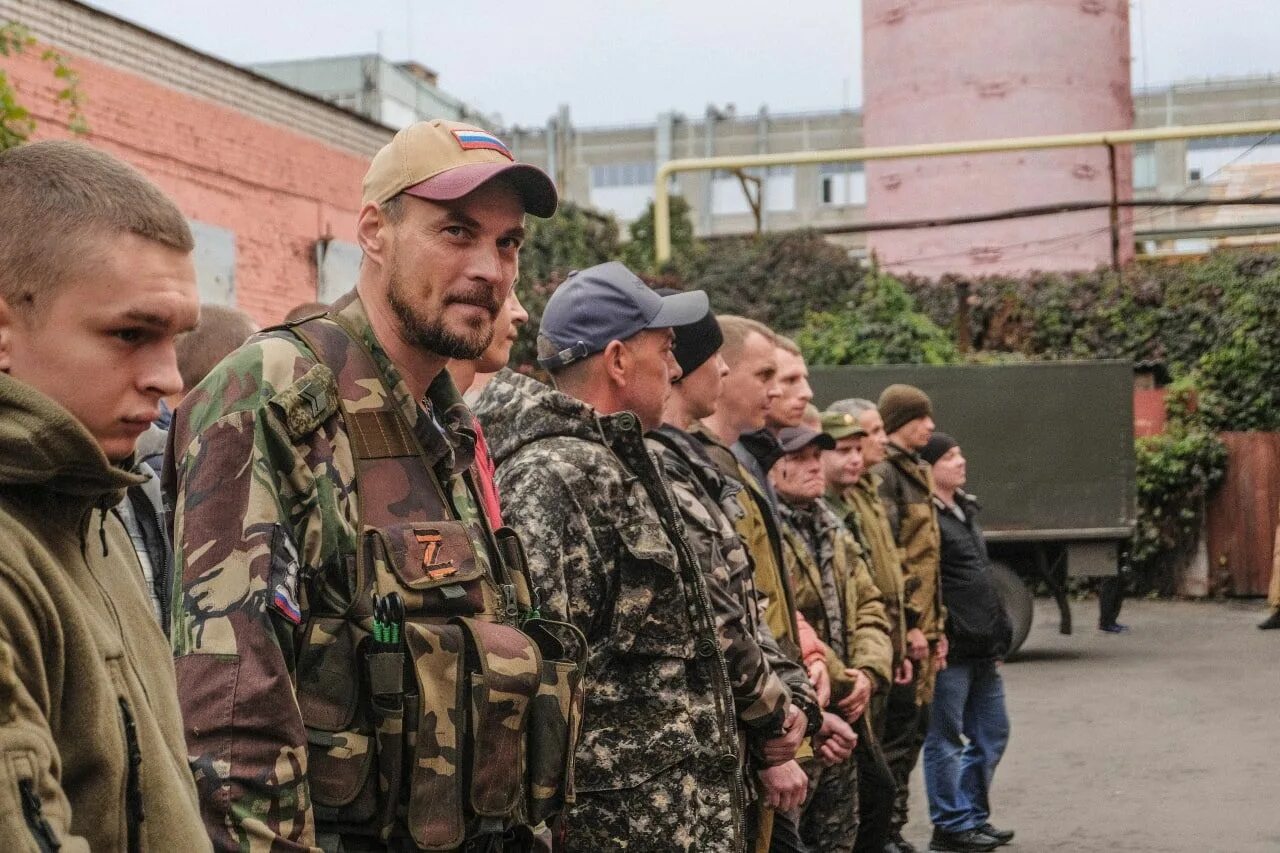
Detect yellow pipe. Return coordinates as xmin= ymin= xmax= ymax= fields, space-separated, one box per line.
xmin=653 ymin=118 xmax=1280 ymax=263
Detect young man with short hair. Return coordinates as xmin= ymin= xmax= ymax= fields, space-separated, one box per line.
xmin=0 ymin=140 xmax=208 ymax=851
xmin=920 ymin=434 xmax=1013 ymax=853
xmin=652 ymin=300 xmax=822 ymax=849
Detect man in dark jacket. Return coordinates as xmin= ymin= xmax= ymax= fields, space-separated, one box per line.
xmin=478 ymin=262 xmax=746 ymax=852
xmin=919 ymin=434 xmax=1013 ymax=853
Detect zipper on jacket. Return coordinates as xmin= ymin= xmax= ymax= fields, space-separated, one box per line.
xmin=18 ymin=778 xmax=60 ymax=853
xmin=118 ymin=697 xmax=145 ymax=853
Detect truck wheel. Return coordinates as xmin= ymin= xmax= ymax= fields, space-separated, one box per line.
xmin=990 ymin=560 xmax=1034 ymax=656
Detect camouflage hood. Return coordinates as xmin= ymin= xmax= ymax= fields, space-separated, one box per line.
xmin=0 ymin=371 xmax=141 ymax=499
xmin=474 ymin=368 xmax=608 ymax=467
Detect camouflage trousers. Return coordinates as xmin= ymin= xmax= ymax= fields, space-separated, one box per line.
xmin=794 ymin=756 xmax=859 ymax=853
xmin=563 ymin=758 xmax=739 ymax=852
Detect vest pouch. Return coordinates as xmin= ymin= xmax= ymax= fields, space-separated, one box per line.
xmin=454 ymin=618 xmax=542 ymax=818
xmin=404 ymin=621 xmax=467 ymax=851
xmin=297 ymin=618 xmax=379 ymax=826
xmin=525 ymin=658 xmax=582 ymax=825
xmin=366 ymin=521 xmax=487 ymax=616
xmin=522 ymin=618 xmax=586 ymax=826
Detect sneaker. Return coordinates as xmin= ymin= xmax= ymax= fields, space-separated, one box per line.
xmin=890 ymin=832 xmax=920 ymax=853
xmin=929 ymin=828 xmax=1001 ymax=852
xmin=1098 ymin=622 xmax=1130 ymax=633
xmin=977 ymin=823 xmax=1015 ymax=845
xmin=1259 ymin=610 xmax=1280 ymax=630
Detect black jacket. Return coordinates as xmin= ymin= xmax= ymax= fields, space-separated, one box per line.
xmin=935 ymin=492 xmax=1013 ymax=662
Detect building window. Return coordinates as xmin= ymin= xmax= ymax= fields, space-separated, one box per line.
xmin=590 ymin=161 xmax=657 ymax=189
xmin=589 ymin=161 xmax=657 ymax=222
xmin=1133 ymin=143 xmax=1158 ymax=190
xmin=819 ymin=162 xmax=866 ymax=206
xmin=1185 ymin=134 xmax=1280 ymax=184
xmin=711 ymin=166 xmax=795 ymax=216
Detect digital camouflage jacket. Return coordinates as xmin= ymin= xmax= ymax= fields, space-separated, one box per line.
xmin=777 ymin=498 xmax=894 ymax=691
xmin=649 ymin=426 xmax=792 ymax=751
xmin=827 ymin=474 xmax=908 ymax=666
xmin=166 ymin=292 xmax=540 ymax=852
xmin=873 ymin=444 xmax=945 ymax=641
xmin=476 ymin=371 xmax=744 ymax=853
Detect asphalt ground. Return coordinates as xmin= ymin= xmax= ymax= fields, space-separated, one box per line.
xmin=900 ymin=598 xmax=1280 ymax=853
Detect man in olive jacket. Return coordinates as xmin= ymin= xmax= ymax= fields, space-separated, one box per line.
xmin=0 ymin=142 xmax=208 ymax=851
xmin=873 ymin=384 xmax=946 ymax=853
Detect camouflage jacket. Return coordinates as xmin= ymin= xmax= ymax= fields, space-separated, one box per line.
xmin=827 ymin=474 xmax=908 ymax=666
xmin=777 ymin=498 xmax=894 ymax=690
xmin=475 ymin=371 xmax=744 ymax=852
xmin=873 ymin=444 xmax=945 ymax=639
xmin=649 ymin=425 xmax=792 ymax=746
xmin=166 ymin=291 xmax=502 ymax=852
xmin=687 ymin=425 xmax=819 ymax=714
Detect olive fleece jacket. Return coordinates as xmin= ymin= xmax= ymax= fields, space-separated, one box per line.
xmin=0 ymin=372 xmax=208 ymax=852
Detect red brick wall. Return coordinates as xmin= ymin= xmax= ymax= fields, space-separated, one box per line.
xmin=8 ymin=42 xmax=372 ymax=325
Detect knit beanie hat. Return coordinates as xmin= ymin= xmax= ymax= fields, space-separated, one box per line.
xmin=659 ymin=288 xmax=724 ymax=379
xmin=878 ymin=383 xmax=933 ymax=435
xmin=920 ymin=431 xmax=958 ymax=465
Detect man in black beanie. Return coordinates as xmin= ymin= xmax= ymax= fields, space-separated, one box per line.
xmin=651 ymin=295 xmax=823 ymax=852
xmin=872 ymin=384 xmax=945 ymax=853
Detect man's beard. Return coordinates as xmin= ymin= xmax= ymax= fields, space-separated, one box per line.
xmin=386 ymin=271 xmax=497 ymax=360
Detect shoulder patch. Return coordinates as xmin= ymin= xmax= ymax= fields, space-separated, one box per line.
xmin=273 ymin=363 xmax=339 ymax=440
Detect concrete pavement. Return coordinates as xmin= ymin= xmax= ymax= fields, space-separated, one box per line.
xmin=902 ymin=598 xmax=1280 ymax=852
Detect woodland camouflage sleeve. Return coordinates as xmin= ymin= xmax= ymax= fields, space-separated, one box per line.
xmin=167 ymin=337 xmax=337 ymax=853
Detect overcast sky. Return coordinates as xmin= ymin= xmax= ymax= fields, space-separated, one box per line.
xmin=83 ymin=0 xmax=1279 ymax=128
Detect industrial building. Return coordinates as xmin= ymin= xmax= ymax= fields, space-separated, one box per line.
xmin=503 ymin=74 xmax=1280 ymax=272
xmin=4 ymin=0 xmax=1280 ymax=316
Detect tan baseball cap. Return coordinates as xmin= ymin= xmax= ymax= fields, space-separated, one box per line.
xmin=361 ymin=119 xmax=557 ymax=217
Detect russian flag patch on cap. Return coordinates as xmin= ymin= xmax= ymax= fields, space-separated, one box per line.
xmin=452 ymin=129 xmax=514 ymax=160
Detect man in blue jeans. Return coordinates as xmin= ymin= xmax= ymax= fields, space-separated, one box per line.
xmin=920 ymin=433 xmax=1014 ymax=853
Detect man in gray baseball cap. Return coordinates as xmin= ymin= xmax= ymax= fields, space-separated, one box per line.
xmin=475 ymin=261 xmax=746 ymax=851
xmin=535 ymin=260 xmax=708 ymax=429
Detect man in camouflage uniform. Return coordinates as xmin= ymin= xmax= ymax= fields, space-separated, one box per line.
xmin=773 ymin=424 xmax=893 ymax=853
xmin=476 ymin=262 xmax=744 ymax=852
xmin=166 ymin=120 xmax=560 ymax=851
xmin=821 ymin=403 xmax=910 ymax=852
xmin=871 ymin=384 xmax=947 ymax=853
xmin=650 ymin=299 xmax=823 ymax=848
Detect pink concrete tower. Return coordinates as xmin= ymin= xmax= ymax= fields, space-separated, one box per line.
xmin=862 ymin=0 xmax=1134 ymax=277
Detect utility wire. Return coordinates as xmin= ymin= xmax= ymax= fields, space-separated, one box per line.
xmin=878 ymin=132 xmax=1280 ymax=267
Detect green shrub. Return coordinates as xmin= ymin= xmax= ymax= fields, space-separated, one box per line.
xmin=797 ymin=274 xmax=958 ymax=365
xmin=1129 ymin=423 xmax=1228 ymax=594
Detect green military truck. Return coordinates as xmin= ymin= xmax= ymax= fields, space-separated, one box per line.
xmin=810 ymin=360 xmax=1136 ymax=654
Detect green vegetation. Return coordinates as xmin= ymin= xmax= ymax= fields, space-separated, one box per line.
xmin=1 ymin=22 xmax=86 ymax=151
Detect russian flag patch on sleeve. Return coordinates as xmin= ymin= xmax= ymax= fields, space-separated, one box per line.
xmin=451 ymin=129 xmax=514 ymax=160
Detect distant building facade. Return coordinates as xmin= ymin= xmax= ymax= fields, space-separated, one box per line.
xmin=506 ymin=76 xmax=1280 ymax=266
xmin=251 ymin=55 xmax=498 ymax=130
xmin=2 ymin=0 xmax=394 ymax=324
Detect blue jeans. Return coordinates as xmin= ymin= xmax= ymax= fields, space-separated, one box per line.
xmin=922 ymin=659 xmax=1010 ymax=833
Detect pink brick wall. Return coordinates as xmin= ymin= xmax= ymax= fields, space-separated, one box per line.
xmin=8 ymin=43 xmax=372 ymax=325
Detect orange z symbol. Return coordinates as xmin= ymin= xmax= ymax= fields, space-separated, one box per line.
xmin=415 ymin=530 xmax=457 ymax=579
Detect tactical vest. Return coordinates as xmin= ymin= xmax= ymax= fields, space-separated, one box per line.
xmin=288 ymin=315 xmax=584 ymax=850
